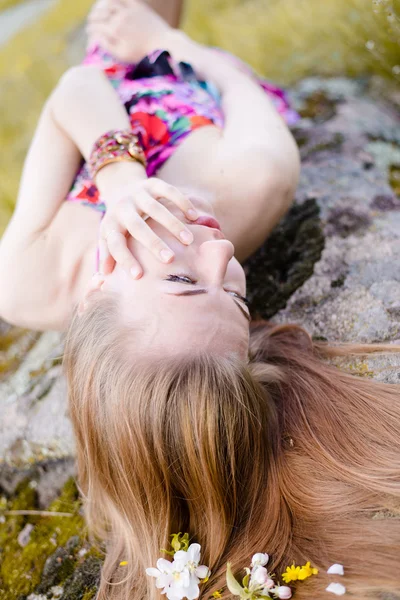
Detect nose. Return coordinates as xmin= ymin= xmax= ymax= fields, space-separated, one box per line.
xmin=198 ymin=239 xmax=235 ymax=284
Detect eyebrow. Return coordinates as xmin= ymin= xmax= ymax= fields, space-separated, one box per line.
xmin=165 ymin=289 xmax=251 ymax=322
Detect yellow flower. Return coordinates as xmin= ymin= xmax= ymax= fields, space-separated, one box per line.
xmin=212 ymin=591 xmax=223 ymax=598
xmin=282 ymin=564 xmax=301 ymax=583
xmin=298 ymin=562 xmax=318 ymax=581
xmin=119 ymin=561 xmax=128 ymax=566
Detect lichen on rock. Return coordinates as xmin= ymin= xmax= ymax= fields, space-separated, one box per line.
xmin=0 ymin=477 xmax=89 ymax=599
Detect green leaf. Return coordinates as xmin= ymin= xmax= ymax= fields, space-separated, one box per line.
xmin=181 ymin=532 xmax=190 ymax=551
xmin=160 ymin=547 xmax=175 ymax=556
xmin=226 ymin=562 xmax=245 ymax=597
xmin=170 ymin=532 xmax=183 ymax=552
xmin=242 ymin=574 xmax=250 ymax=588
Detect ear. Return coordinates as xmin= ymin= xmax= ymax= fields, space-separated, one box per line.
xmin=77 ymin=272 xmax=106 ymax=316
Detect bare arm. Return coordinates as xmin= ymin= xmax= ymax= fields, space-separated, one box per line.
xmin=159 ymin=30 xmax=301 ymax=257
xmin=0 ymin=66 xmax=147 ymax=327
xmin=0 ymin=65 xmax=196 ymax=329
xmin=86 ymin=3 xmax=300 ymax=239
xmin=87 ymin=7 xmax=300 ymax=259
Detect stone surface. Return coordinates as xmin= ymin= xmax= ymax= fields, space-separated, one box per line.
xmin=1 ymin=74 xmax=400 ymax=597
xmin=248 ymin=77 xmax=400 ymax=381
xmin=0 ymin=331 xmax=73 ymax=468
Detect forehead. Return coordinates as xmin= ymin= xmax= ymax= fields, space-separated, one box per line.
xmin=120 ymin=288 xmax=250 ymax=358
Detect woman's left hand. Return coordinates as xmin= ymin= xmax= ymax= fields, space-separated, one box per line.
xmin=86 ymin=0 xmax=170 ymax=63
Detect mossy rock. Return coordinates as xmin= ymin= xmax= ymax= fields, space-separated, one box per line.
xmin=244 ymin=198 xmax=325 ymax=319
xmin=0 ymin=477 xmax=98 ymax=599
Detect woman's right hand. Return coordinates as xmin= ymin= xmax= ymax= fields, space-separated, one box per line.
xmin=86 ymin=0 xmax=171 ymax=63
xmin=97 ymin=175 xmax=198 ymax=278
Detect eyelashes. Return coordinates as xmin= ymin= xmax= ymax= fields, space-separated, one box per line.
xmin=164 ymin=274 xmax=249 ymax=305
xmin=165 ymin=274 xmax=194 ymax=284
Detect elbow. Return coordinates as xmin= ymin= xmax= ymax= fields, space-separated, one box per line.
xmin=262 ymin=136 xmax=300 ymax=197
xmin=247 ymin=143 xmax=301 ymax=212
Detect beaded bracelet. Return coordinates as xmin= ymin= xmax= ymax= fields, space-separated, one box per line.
xmin=88 ymin=129 xmax=147 ymax=181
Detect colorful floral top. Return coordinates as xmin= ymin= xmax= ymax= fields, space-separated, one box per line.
xmin=65 ymin=44 xmax=300 ymax=215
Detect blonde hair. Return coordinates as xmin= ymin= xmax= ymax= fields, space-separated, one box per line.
xmin=63 ymin=292 xmax=400 ymax=600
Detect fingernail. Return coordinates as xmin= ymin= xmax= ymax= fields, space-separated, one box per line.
xmin=130 ymin=266 xmax=142 ymax=279
xmin=179 ymin=230 xmax=193 ymax=244
xmin=187 ymin=209 xmax=198 ymax=220
xmin=160 ymin=249 xmax=174 ymax=262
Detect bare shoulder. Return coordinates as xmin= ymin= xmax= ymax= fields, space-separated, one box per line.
xmin=0 ymin=202 xmax=101 ymax=331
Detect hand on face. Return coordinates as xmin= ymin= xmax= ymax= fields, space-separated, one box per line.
xmin=78 ymin=218 xmax=250 ymax=360
xmin=86 ymin=0 xmax=170 ymax=63
xmin=98 ymin=177 xmax=199 ymax=279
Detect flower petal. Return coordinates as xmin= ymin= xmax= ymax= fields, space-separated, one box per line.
xmin=262 ymin=578 xmax=275 ymax=591
xmin=157 ymin=558 xmax=174 ymax=573
xmin=187 ymin=543 xmax=201 ymax=564
xmin=146 ymin=567 xmax=161 ymax=578
xmin=174 ymin=550 xmax=189 ymax=570
xmin=226 ymin=562 xmax=245 ymax=596
xmin=327 ymin=564 xmax=344 ymax=576
xmin=180 ymin=569 xmax=191 ymax=587
xmin=195 ymin=565 xmax=210 ymax=579
xmin=326 ymin=583 xmax=346 ymax=596
xmin=251 ymin=553 xmax=269 ymax=568
xmin=250 ymin=566 xmax=269 ymax=585
xmin=158 ymin=573 xmax=174 ymax=589
xmin=184 ymin=579 xmax=201 ymax=599
xmin=276 ymin=586 xmax=292 ymax=599
xmin=166 ymin=586 xmax=186 ymax=600
xmin=174 ymin=550 xmax=188 ymax=561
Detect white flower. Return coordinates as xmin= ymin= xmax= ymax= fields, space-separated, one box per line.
xmin=274 ymin=586 xmax=292 ymax=599
xmin=327 ymin=564 xmax=344 ymax=576
xmin=146 ymin=558 xmax=177 ymax=593
xmin=251 ymin=553 xmax=269 ymax=568
xmin=147 ymin=543 xmax=210 ymax=600
xmin=326 ymin=583 xmax=346 ymax=596
xmin=174 ymin=543 xmax=211 ymax=580
xmin=261 ymin=579 xmax=275 ymax=592
xmin=251 ymin=566 xmax=270 ymax=585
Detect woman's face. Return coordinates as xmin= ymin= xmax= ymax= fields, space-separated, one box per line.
xmin=81 ymin=191 xmax=250 ymax=359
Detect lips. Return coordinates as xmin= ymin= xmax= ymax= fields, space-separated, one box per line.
xmin=193 ymin=215 xmax=221 ymax=230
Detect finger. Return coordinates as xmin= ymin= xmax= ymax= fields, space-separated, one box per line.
xmin=104 ymin=229 xmax=144 ymax=279
xmin=98 ymin=237 xmax=115 ymax=275
xmin=137 ymin=195 xmax=194 ymax=246
xmin=87 ymin=0 xmax=110 ymax=22
xmin=86 ymin=23 xmax=118 ymax=46
xmin=123 ymin=209 xmax=175 ymax=264
xmin=88 ymin=0 xmax=127 ymax=24
xmin=147 ymin=179 xmax=199 ymax=220
xmin=86 ymin=271 xmax=106 ymax=295
xmin=88 ymin=8 xmax=111 ymax=24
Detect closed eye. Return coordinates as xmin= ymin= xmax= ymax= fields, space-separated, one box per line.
xmin=164 ymin=274 xmax=249 ymax=307
xmin=165 ymin=274 xmax=195 ymax=284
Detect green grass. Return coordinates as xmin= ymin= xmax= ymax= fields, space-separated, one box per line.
xmin=0 ymin=0 xmax=93 ymax=234
xmin=0 ymin=0 xmax=25 ymax=12
xmin=182 ymin=0 xmax=400 ymax=83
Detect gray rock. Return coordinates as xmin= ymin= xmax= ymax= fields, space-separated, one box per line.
xmin=270 ymin=76 xmax=400 ymax=384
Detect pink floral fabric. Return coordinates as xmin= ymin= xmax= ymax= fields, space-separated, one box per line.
xmin=63 ymin=44 xmax=300 ymax=271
